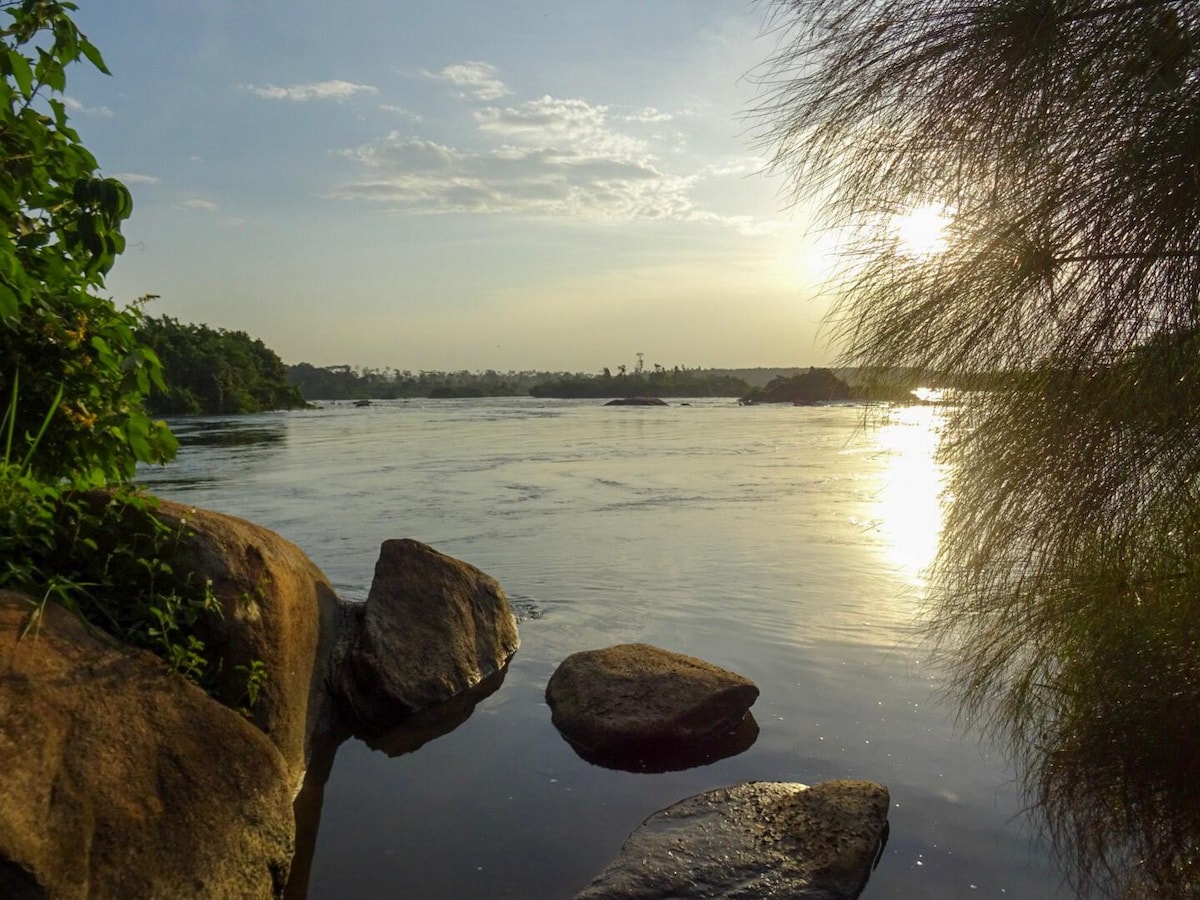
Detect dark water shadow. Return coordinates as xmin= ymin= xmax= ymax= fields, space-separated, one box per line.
xmin=175 ymin=423 xmax=287 ymax=449
xmin=559 ymin=712 xmax=759 ymax=774
xmin=284 ymin=666 xmax=509 ymax=899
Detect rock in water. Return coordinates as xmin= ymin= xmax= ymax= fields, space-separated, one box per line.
xmin=332 ymin=539 xmax=520 ymax=733
xmin=545 ymin=643 xmax=759 ymax=767
xmin=575 ymin=780 xmax=890 ymax=900
xmin=604 ymin=397 xmax=668 ymax=406
xmin=0 ymin=591 xmax=294 ymax=899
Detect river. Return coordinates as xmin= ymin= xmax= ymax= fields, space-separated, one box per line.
xmin=137 ymin=397 xmax=1065 ymax=899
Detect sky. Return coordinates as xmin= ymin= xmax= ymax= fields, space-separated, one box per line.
xmin=62 ymin=0 xmax=833 ymax=372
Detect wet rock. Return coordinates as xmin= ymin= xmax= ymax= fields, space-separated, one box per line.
xmin=545 ymin=643 xmax=759 ymax=768
xmin=574 ymin=780 xmax=890 ymax=900
xmin=0 ymin=591 xmax=294 ymax=899
xmin=331 ymin=539 xmax=520 ymax=733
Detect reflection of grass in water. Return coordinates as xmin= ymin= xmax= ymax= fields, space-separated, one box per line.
xmin=926 ymin=368 xmax=1200 ymax=898
xmin=177 ymin=426 xmax=286 ymax=449
xmin=1041 ymin=583 xmax=1200 ymax=899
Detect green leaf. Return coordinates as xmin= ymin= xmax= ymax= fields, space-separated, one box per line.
xmin=0 ymin=282 xmax=17 ymax=320
xmin=78 ymin=40 xmax=110 ymax=75
xmin=8 ymin=50 xmax=34 ymax=98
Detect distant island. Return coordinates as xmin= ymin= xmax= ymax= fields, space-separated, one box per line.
xmin=738 ymin=369 xmax=853 ymax=405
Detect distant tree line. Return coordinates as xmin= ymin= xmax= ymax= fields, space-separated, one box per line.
xmin=288 ymin=359 xmax=763 ymax=401
xmin=529 ymin=363 xmax=751 ymax=399
xmin=137 ymin=316 xmax=306 ymax=415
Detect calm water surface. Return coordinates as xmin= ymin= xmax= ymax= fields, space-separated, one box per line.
xmin=138 ymin=398 xmax=1066 ymax=899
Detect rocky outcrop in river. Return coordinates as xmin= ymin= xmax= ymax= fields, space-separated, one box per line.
xmin=330 ymin=538 xmax=520 ymax=734
xmin=575 ymin=780 xmax=890 ymax=900
xmin=546 ymin=643 xmax=759 ymax=770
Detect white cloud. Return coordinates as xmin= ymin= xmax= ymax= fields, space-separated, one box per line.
xmin=240 ymin=80 xmax=378 ymax=101
xmin=423 ymin=61 xmax=509 ymax=100
xmin=111 ymin=172 xmax=160 ymax=185
xmin=63 ymin=95 xmax=113 ymax=118
xmin=176 ymin=198 xmax=218 ymax=212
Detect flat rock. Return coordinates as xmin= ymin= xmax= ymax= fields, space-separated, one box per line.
xmin=545 ymin=643 xmax=759 ymax=768
xmin=0 ymin=591 xmax=294 ymax=899
xmin=331 ymin=539 xmax=520 ymax=733
xmin=575 ymin=780 xmax=890 ymax=900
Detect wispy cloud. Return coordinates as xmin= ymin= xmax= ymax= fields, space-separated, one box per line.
xmin=63 ymin=95 xmax=113 ymax=118
xmin=379 ymin=104 xmax=422 ymax=121
xmin=422 ymin=61 xmax=509 ymax=100
xmin=333 ymin=72 xmax=765 ymax=230
xmin=111 ymin=172 xmax=161 ymax=185
xmin=240 ymin=80 xmax=378 ymax=101
xmin=176 ymin=198 xmax=218 ymax=212
xmin=621 ymin=106 xmax=673 ymax=123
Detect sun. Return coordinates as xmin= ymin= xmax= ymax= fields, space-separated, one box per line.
xmin=893 ymin=203 xmax=952 ymax=256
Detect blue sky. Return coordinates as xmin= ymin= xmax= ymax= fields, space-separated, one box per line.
xmin=63 ymin=1 xmax=830 ymax=371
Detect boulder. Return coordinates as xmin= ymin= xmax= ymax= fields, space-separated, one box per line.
xmin=545 ymin=644 xmax=759 ymax=766
xmin=147 ymin=497 xmax=343 ymax=790
xmin=331 ymin=539 xmax=520 ymax=733
xmin=0 ymin=591 xmax=294 ymax=899
xmin=574 ymin=780 xmax=890 ymax=900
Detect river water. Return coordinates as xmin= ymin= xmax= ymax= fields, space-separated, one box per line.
xmin=137 ymin=398 xmax=1066 ymax=899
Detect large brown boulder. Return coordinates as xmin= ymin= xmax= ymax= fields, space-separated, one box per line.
xmin=331 ymin=539 xmax=520 ymax=733
xmin=575 ymin=780 xmax=890 ymax=899
xmin=148 ymin=497 xmax=343 ymax=789
xmin=546 ymin=643 xmax=759 ymax=766
xmin=0 ymin=591 xmax=294 ymax=899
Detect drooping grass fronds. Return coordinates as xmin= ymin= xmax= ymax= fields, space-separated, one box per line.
xmin=756 ymin=2 xmax=1200 ymax=895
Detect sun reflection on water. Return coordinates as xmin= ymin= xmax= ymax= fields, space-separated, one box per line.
xmin=870 ymin=405 xmax=948 ymax=582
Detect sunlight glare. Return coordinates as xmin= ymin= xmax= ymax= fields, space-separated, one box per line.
xmin=894 ymin=203 xmax=952 ymax=257
xmin=873 ymin=406 xmax=948 ymax=582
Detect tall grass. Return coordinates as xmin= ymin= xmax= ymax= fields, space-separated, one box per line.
xmin=755 ymin=1 xmax=1200 ymax=895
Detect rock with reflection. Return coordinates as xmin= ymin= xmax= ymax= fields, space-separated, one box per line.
xmin=546 ymin=644 xmax=759 ymax=771
xmin=566 ymin=712 xmax=760 ymax=773
xmin=574 ymin=780 xmax=890 ymax=900
xmin=360 ymin=664 xmax=508 ymax=757
xmin=331 ymin=539 xmax=520 ymax=734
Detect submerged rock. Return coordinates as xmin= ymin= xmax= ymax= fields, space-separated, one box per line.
xmin=604 ymin=397 xmax=668 ymax=406
xmin=545 ymin=643 xmax=758 ymax=769
xmin=0 ymin=591 xmax=294 ymax=899
xmin=331 ymin=539 xmax=520 ymax=733
xmin=574 ymin=780 xmax=890 ymax=900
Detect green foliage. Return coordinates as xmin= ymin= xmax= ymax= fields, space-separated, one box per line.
xmin=0 ymin=5 xmax=266 ymax=710
xmin=760 ymin=1 xmax=1200 ymax=894
xmin=137 ymin=314 xmax=307 ymax=415
xmin=1 ymin=1 xmax=175 ymax=485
